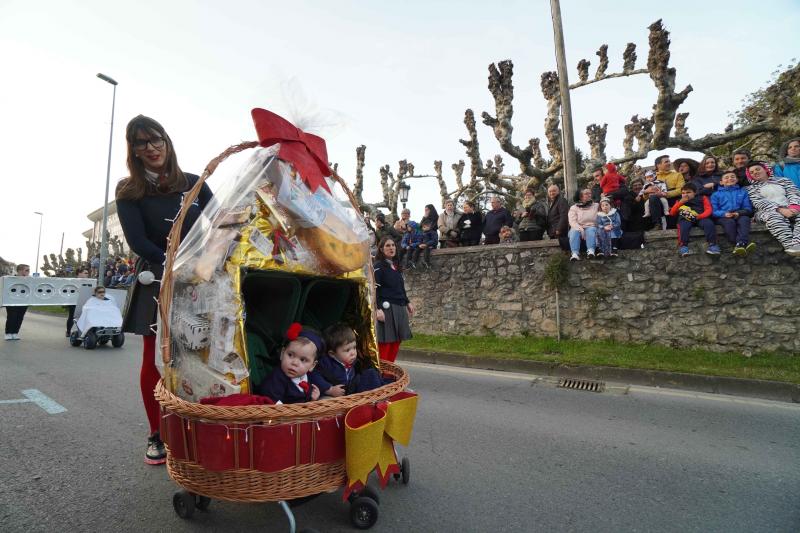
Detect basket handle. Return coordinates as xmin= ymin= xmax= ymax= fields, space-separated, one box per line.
xmin=158 ymin=141 xmax=259 ymax=363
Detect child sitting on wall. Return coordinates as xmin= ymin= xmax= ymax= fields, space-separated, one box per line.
xmin=596 ymin=199 xmax=622 ymax=257
xmin=711 ymin=169 xmax=755 ymax=256
xmin=640 ymin=170 xmax=670 ymax=230
xmin=499 ymin=225 xmax=516 ymax=244
xmin=255 ymin=323 xmax=329 ymax=404
xmin=400 ymin=221 xmax=422 ymax=269
xmin=413 ymin=220 xmax=438 ymax=269
xmin=313 ymin=324 xmax=383 ymax=396
xmin=669 ymin=182 xmax=720 ymax=257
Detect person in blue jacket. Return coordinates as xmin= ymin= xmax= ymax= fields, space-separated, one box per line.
xmin=400 ymin=221 xmax=423 ymax=269
xmin=116 ymin=115 xmax=213 ymax=465
xmin=255 ymin=323 xmax=330 ymax=404
xmin=412 ymin=219 xmax=438 ymax=269
xmin=313 ymin=324 xmax=382 ymax=396
xmin=774 ymin=137 xmax=800 ymax=189
xmin=595 ymin=199 xmax=623 ymax=258
xmin=711 ymin=169 xmax=755 ymax=256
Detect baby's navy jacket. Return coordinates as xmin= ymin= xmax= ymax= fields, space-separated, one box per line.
xmin=255 ymin=367 xmax=329 ymax=404
xmin=313 ymin=355 xmax=383 ymax=395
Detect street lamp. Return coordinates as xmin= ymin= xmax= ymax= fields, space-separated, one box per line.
xmin=33 ymin=211 xmax=43 ymax=275
xmin=97 ymin=72 xmax=118 ymax=285
xmin=398 ymin=181 xmax=411 ymax=210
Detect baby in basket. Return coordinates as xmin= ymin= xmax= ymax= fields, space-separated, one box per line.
xmin=255 ymin=323 xmax=330 ymax=404
xmin=313 ymin=323 xmax=383 ymax=397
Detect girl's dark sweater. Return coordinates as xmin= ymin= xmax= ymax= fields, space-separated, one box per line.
xmin=373 ymin=259 xmax=409 ymax=306
xmin=116 ymin=174 xmax=213 ymax=266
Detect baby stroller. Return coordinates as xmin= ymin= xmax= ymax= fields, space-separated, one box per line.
xmin=69 ymin=292 xmax=125 ymax=350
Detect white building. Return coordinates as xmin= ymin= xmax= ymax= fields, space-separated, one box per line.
xmin=83 ymin=201 xmax=128 ymax=251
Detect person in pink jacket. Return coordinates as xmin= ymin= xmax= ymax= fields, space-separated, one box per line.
xmin=568 ymin=188 xmax=599 ymax=261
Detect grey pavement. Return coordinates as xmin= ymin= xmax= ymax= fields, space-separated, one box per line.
xmin=1 ymin=310 xmax=799 ymax=532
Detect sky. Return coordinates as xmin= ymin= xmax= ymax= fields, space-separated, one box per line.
xmin=1 ymin=0 xmax=798 ymax=271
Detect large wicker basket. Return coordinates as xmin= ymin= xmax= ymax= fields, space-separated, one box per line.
xmin=154 ymin=361 xmax=409 ymax=502
xmin=154 ymin=141 xmax=408 ymax=503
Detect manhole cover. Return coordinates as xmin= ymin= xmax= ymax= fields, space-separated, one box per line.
xmin=557 ymin=378 xmax=606 ymax=393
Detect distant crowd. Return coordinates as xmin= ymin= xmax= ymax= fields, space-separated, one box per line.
xmin=372 ymin=138 xmax=800 ymax=265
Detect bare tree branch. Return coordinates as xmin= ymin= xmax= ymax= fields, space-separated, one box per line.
xmin=647 ymin=19 xmax=693 ymax=147
xmin=595 ymin=44 xmax=609 ymax=79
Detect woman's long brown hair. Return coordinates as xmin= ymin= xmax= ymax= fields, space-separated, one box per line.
xmin=115 ymin=115 xmax=187 ymax=201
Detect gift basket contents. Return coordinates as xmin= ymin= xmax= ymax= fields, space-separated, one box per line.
xmin=154 ymin=109 xmax=418 ymax=531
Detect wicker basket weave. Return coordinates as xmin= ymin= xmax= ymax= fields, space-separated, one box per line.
xmin=154 ymin=141 xmax=410 ymax=502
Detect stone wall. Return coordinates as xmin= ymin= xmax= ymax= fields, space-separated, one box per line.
xmin=403 ymin=226 xmax=800 ymax=355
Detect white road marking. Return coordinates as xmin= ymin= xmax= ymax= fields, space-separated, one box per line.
xmin=0 ymin=389 xmax=67 ymax=414
xmin=400 ymin=360 xmax=800 ymax=411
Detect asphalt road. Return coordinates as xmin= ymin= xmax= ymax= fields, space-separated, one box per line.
xmin=1 ymin=310 xmax=798 ymax=533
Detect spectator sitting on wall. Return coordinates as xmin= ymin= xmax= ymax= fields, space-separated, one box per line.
xmin=732 ymin=149 xmax=751 ymax=188
xmin=641 ymin=169 xmax=669 ymax=230
xmin=394 ymin=208 xmax=411 ymax=233
xmin=746 ymin=161 xmax=800 ymax=256
xmin=620 ymin=179 xmax=654 ymax=233
xmin=567 ymin=188 xmax=599 ymax=261
xmin=412 ymin=219 xmax=438 ymax=269
xmin=711 ymin=169 xmax=755 ymax=256
xmin=774 ymin=137 xmax=800 ymax=189
xmin=669 ymin=182 xmax=720 ymax=257
xmin=545 ymin=184 xmax=569 ymax=243
xmin=596 ymin=198 xmax=622 ymax=258
xmin=653 ymin=154 xmax=685 ymax=229
xmin=499 ymin=225 xmax=516 ymax=244
xmin=514 ymin=188 xmax=547 ymax=241
xmin=674 ymin=157 xmax=698 ymax=185
xmin=483 ymin=196 xmax=513 ymax=245
xmin=600 ymin=163 xmax=626 ymax=200
xmin=438 ymin=199 xmax=461 ymax=248
xmin=400 ymin=220 xmax=420 ymax=268
xmin=457 ymin=200 xmax=483 ymax=246
xmin=590 ymin=167 xmax=603 ymax=203
xmin=692 ymin=155 xmax=721 ymax=197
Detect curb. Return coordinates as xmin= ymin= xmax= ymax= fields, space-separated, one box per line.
xmin=399 ymin=348 xmax=800 ymax=404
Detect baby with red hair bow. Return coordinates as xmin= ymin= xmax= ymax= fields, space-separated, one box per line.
xmin=255 ymin=323 xmax=331 ymax=404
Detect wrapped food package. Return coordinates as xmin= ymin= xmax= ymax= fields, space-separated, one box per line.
xmin=160 ymin=141 xmax=377 ymax=400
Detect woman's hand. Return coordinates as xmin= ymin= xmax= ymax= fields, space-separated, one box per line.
xmin=327 ymin=384 xmax=345 ymax=397
xmin=407 ymin=302 xmax=415 ymax=317
xmin=778 ymin=207 xmax=795 ymax=218
xmin=376 ymin=309 xmax=385 ymax=322
xmin=310 ymin=384 xmax=320 ymax=401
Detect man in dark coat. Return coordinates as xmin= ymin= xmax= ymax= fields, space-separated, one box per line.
xmin=482 ymin=196 xmax=513 ymax=245
xmin=732 ymin=149 xmax=751 ymax=188
xmin=545 ymin=184 xmax=569 ymax=241
xmin=590 ymin=167 xmax=604 ymax=203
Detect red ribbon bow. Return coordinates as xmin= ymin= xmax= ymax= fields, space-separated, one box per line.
xmin=251 ymin=108 xmax=332 ymax=194
xmin=298 ymin=380 xmax=310 ymax=394
xmin=286 ymin=322 xmax=302 ymax=341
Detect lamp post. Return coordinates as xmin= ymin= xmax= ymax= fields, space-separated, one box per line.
xmin=33 ymin=211 xmax=43 ymax=275
xmin=398 ymin=182 xmax=411 ymax=211
xmin=97 ymin=72 xmax=118 ymax=285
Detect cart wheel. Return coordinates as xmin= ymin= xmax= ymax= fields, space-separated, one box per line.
xmin=401 ymin=457 xmax=410 ymax=485
xmin=350 ymin=496 xmax=379 ymax=530
xmin=173 ymin=490 xmax=195 ymax=519
xmin=195 ymin=495 xmax=211 ymax=511
xmin=69 ymin=331 xmax=81 ymax=347
xmin=83 ymin=330 xmax=97 ymax=350
xmin=111 ymin=332 xmax=125 ymax=348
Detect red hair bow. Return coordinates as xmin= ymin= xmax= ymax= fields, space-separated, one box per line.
xmin=251 ymin=108 xmax=332 ymax=194
xmin=286 ymin=322 xmax=302 ymax=341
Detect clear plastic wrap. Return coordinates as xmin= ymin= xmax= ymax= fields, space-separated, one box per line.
xmin=161 ymin=146 xmax=375 ymax=401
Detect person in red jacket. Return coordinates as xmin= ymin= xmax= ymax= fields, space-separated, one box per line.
xmin=600 ymin=162 xmax=626 ymax=196
xmin=669 ymin=182 xmax=721 ymax=257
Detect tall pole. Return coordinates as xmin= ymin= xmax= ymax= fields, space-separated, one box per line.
xmin=97 ymin=73 xmax=118 ymax=285
xmin=34 ymin=212 xmax=43 ymax=275
xmin=549 ymin=0 xmax=578 ymax=200
xmin=59 ymin=232 xmax=64 ymax=256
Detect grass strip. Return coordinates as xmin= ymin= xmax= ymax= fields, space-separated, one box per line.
xmin=404 ymin=334 xmax=800 ymax=384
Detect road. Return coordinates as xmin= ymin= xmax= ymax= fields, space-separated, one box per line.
xmin=1 ymin=310 xmax=798 ymax=532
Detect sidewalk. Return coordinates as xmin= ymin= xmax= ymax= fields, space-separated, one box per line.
xmin=399 ymin=348 xmax=800 ymax=404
